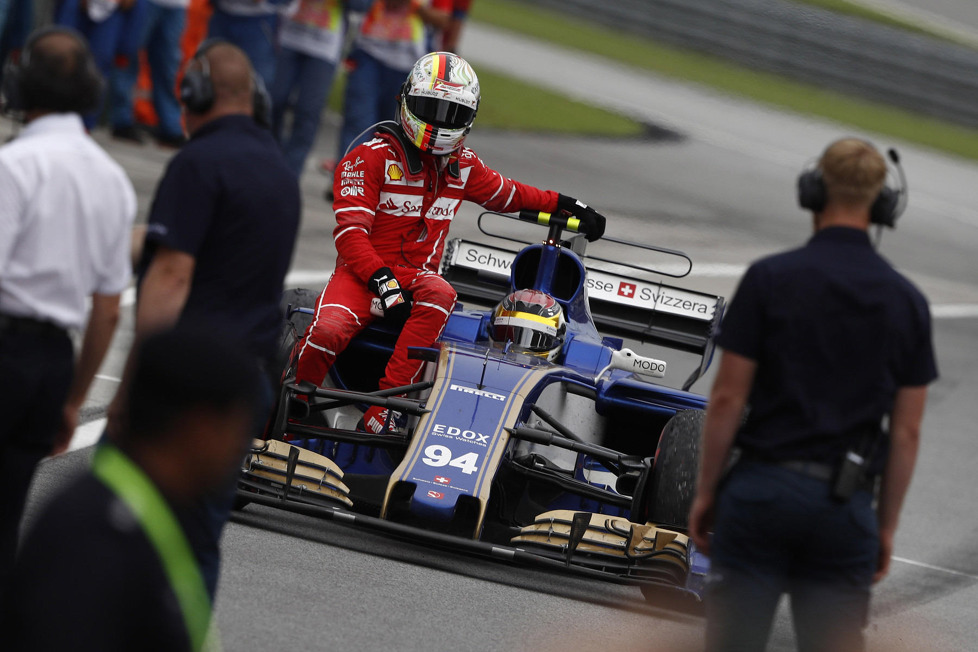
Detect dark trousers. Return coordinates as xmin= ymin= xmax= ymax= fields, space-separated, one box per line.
xmin=0 ymin=327 xmax=73 ymax=611
xmin=706 ymin=461 xmax=878 ymax=652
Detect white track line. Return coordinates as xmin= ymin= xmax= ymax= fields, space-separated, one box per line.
xmin=285 ymin=270 xmax=332 ymax=286
xmin=931 ymin=304 xmax=978 ymax=319
xmin=68 ymin=418 xmax=106 ymax=453
xmin=893 ymin=556 xmax=978 ymax=581
xmin=121 ymin=286 xmax=136 ymax=308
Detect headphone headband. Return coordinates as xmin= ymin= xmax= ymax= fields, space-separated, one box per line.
xmin=796 ymin=144 xmax=907 ymax=228
xmin=178 ymin=38 xmax=270 ymax=127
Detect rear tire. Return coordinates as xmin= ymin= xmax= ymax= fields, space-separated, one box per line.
xmin=648 ymin=409 xmax=704 ymax=529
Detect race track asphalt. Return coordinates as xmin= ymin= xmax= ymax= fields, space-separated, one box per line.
xmin=14 ymin=18 xmax=978 ymax=651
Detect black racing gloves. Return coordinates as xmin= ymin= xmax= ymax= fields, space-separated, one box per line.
xmin=557 ymin=194 xmax=607 ymax=242
xmin=368 ymin=267 xmax=413 ymax=323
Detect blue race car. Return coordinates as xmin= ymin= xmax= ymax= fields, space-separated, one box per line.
xmin=238 ymin=210 xmax=724 ymax=605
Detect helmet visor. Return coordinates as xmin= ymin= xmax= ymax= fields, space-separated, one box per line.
xmin=491 ymin=316 xmax=560 ymax=353
xmin=406 ymin=95 xmax=476 ymax=130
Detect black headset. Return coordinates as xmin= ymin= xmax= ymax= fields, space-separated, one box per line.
xmin=797 ymin=145 xmax=908 ymax=228
xmin=178 ymin=38 xmax=271 ymax=128
xmin=1 ymin=25 xmax=103 ymax=116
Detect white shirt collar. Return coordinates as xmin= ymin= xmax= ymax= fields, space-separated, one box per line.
xmin=19 ymin=113 xmax=87 ymax=139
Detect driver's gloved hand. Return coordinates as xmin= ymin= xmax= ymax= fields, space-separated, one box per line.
xmin=368 ymin=267 xmax=413 ymax=323
xmin=557 ymin=194 xmax=606 ymax=242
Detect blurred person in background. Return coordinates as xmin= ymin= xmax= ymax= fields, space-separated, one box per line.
xmin=689 ymin=138 xmax=937 ymax=652
xmin=0 ymin=26 xmax=135 ymax=612
xmin=0 ymin=0 xmax=32 ymax=69
xmin=111 ymin=0 xmax=190 ymax=147
xmin=271 ymin=0 xmax=355 ymax=176
xmin=108 ymin=40 xmax=299 ymax=598
xmin=433 ymin=0 xmax=471 ymax=52
xmin=55 ymin=0 xmax=147 ymax=132
xmin=6 ymin=329 xmax=262 ymax=652
xmin=333 ymin=0 xmax=450 ymax=163
xmin=129 ymin=0 xmax=212 ymax=131
xmin=207 ymin=0 xmax=297 ymax=88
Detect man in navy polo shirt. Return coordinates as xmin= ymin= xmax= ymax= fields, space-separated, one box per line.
xmin=689 ymin=138 xmax=937 ymax=651
xmin=109 ymin=40 xmax=300 ymax=598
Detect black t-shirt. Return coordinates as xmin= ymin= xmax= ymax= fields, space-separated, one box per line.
xmin=718 ymin=227 xmax=938 ymax=467
xmin=6 ymin=474 xmax=191 ymax=652
xmin=141 ymin=114 xmax=300 ymax=362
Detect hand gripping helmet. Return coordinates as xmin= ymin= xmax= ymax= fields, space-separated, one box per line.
xmin=399 ymin=52 xmax=480 ymax=156
xmin=491 ymin=289 xmax=567 ymax=361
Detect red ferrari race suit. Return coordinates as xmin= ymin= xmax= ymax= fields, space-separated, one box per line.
xmin=295 ymin=126 xmax=559 ymax=393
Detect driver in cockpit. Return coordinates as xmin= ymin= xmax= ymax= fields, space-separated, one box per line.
xmin=489 ymin=289 xmax=567 ymax=362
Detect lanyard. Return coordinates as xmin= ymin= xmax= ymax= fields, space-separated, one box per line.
xmin=92 ymin=444 xmax=218 ymax=652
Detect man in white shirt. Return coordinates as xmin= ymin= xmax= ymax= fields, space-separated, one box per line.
xmin=0 ymin=26 xmax=136 ymax=609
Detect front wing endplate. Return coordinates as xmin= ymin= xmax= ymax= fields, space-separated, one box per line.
xmin=512 ymin=510 xmax=689 ymax=579
xmin=241 ymin=439 xmax=353 ymax=508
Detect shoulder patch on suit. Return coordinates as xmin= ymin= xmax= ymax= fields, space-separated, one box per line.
xmin=375 ymin=121 xmax=424 ymax=176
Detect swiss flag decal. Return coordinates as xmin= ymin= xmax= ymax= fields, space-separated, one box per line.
xmin=618 ymin=282 xmax=636 ymax=298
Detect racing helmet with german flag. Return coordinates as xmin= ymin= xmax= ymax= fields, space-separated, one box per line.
xmin=398 ymin=52 xmax=480 ymax=156
xmin=490 ymin=289 xmax=566 ymax=361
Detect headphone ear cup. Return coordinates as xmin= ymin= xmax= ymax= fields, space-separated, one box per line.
xmin=1 ymin=56 xmax=23 ymax=112
xmin=179 ymin=67 xmax=213 ymax=114
xmin=797 ymin=169 xmax=826 ymax=213
xmin=870 ymin=186 xmax=899 ymax=228
xmin=251 ymin=73 xmax=271 ymax=128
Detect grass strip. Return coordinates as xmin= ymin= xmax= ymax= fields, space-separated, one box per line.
xmin=325 ymin=61 xmax=645 ymax=138
xmin=475 ymin=68 xmax=645 ymax=137
xmin=789 ymin=0 xmax=976 ymax=47
xmin=470 ymin=0 xmax=978 ymax=160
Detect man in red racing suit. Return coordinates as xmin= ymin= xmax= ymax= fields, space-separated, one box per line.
xmin=294 ymin=52 xmax=605 ymax=433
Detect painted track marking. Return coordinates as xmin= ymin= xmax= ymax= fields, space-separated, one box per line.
xmin=893 ymin=556 xmax=978 ymax=581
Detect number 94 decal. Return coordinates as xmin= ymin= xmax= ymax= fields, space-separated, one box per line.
xmin=422 ymin=445 xmax=480 ymax=475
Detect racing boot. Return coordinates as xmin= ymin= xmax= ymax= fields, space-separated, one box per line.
xmin=359 ymin=405 xmax=405 ymax=435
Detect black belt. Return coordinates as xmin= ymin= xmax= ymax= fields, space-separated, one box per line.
xmin=742 ymin=454 xmax=877 ymax=495
xmin=0 ymin=313 xmax=69 ymax=339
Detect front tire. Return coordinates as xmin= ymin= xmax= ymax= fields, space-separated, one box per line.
xmin=644 ymin=409 xmax=704 ymax=530
xmin=631 ymin=410 xmax=706 ymax=530
xmin=274 ymin=288 xmax=319 ymax=381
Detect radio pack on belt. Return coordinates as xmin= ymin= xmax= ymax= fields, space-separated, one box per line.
xmin=831 ymin=427 xmax=884 ymax=501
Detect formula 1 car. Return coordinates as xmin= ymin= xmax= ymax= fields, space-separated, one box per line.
xmin=237 ymin=210 xmax=725 ymax=604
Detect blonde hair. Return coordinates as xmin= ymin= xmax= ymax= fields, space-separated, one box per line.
xmin=818 ymin=138 xmax=887 ymax=207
